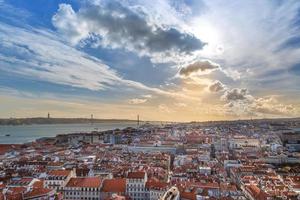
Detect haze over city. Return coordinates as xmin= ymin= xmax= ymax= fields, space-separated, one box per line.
xmin=1 ymin=0 xmax=300 ymax=121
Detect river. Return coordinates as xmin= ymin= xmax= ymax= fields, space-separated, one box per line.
xmin=0 ymin=122 xmax=138 ymax=144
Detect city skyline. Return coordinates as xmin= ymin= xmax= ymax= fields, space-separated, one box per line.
xmin=1 ymin=0 xmax=300 ymax=121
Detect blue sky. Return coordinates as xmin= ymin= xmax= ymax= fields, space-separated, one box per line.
xmin=0 ymin=0 xmax=300 ymax=121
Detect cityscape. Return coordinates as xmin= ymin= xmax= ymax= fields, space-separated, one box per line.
xmin=0 ymin=118 xmax=300 ymax=200
xmin=1 ymin=0 xmax=300 ymax=200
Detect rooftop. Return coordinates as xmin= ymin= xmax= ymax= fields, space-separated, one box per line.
xmin=101 ymin=178 xmax=126 ymax=193
xmin=127 ymin=171 xmax=146 ymax=179
xmin=48 ymin=169 xmax=71 ymax=177
xmin=66 ymin=177 xmax=102 ymax=188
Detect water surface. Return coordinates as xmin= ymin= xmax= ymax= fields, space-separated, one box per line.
xmin=0 ymin=122 xmax=138 ymax=144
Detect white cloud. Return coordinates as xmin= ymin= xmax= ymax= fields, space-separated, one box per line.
xmin=128 ymin=98 xmax=147 ymax=104
xmin=142 ymin=94 xmax=152 ymax=98
xmin=0 ymin=21 xmax=203 ymax=102
xmin=222 ymin=88 xmax=297 ymax=117
xmin=0 ymin=22 xmax=121 ymax=91
xmin=1 ymin=0 xmax=300 ymax=120
xmin=52 ymin=1 xmax=205 ymax=63
xmin=250 ymin=96 xmax=296 ymax=116
xmin=158 ymin=104 xmax=174 ymax=113
xmin=192 ymin=1 xmax=300 ymax=78
xmin=221 ymin=68 xmax=241 ymax=81
xmin=52 ymin=4 xmax=89 ymax=45
xmin=174 ymin=102 xmax=187 ymax=108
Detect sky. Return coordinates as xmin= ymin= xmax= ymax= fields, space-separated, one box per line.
xmin=0 ymin=0 xmax=300 ymax=122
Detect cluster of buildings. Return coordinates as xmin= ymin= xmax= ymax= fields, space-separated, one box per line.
xmin=0 ymin=119 xmax=300 ymax=200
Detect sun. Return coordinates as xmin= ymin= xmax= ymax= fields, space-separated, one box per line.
xmin=191 ymin=18 xmax=224 ymax=56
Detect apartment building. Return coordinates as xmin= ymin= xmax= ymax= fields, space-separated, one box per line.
xmin=126 ymin=172 xmax=147 ymax=200
xmin=44 ymin=169 xmax=75 ymax=192
xmin=63 ymin=177 xmax=102 ymax=200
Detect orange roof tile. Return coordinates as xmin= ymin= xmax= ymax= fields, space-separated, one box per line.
xmin=48 ymin=162 xmax=64 ymax=166
xmin=48 ymin=170 xmax=71 ymax=176
xmin=146 ymin=179 xmax=168 ymax=190
xmin=0 ymin=144 xmax=21 ymax=155
xmin=24 ymin=188 xmax=53 ymax=198
xmin=101 ymin=179 xmax=126 ymax=193
xmin=246 ymin=184 xmax=269 ymax=200
xmin=127 ymin=172 xmax=145 ymax=179
xmin=180 ymin=191 xmax=196 ymax=200
xmin=66 ymin=177 xmax=102 ymax=188
xmin=5 ymin=187 xmax=26 ymax=200
xmin=0 ymin=183 xmax=6 ymax=189
xmin=32 ymin=180 xmax=44 ymax=188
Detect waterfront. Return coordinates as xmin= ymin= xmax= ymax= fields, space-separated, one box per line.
xmin=1 ymin=118 xmax=300 ymax=200
xmin=0 ymin=122 xmax=138 ymax=144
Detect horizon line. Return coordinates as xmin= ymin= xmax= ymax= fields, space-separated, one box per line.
xmin=1 ymin=116 xmax=299 ymax=124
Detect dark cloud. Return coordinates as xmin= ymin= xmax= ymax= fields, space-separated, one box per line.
xmin=52 ymin=1 xmax=205 ymax=62
xmin=208 ymin=80 xmax=225 ymax=92
xmin=222 ymin=88 xmax=251 ymax=101
xmin=179 ymin=60 xmax=219 ymax=76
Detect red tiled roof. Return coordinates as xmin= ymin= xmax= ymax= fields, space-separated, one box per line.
xmin=293 ymin=184 xmax=300 ymax=189
xmin=5 ymin=187 xmax=26 ymax=200
xmin=180 ymin=191 xmax=196 ymax=200
xmin=127 ymin=172 xmax=145 ymax=179
xmin=48 ymin=162 xmax=64 ymax=166
xmin=66 ymin=177 xmax=102 ymax=188
xmin=246 ymin=184 xmax=269 ymax=200
xmin=24 ymin=188 xmax=53 ymax=198
xmin=0 ymin=183 xmax=6 ymax=189
xmin=0 ymin=144 xmax=21 ymax=155
xmin=220 ymin=183 xmax=237 ymax=191
xmin=146 ymin=179 xmax=168 ymax=190
xmin=187 ymin=182 xmax=220 ymax=189
xmin=7 ymin=187 xmax=26 ymax=193
xmin=101 ymin=178 xmax=126 ymax=193
xmin=48 ymin=170 xmax=71 ymax=176
xmin=32 ymin=180 xmax=44 ymax=188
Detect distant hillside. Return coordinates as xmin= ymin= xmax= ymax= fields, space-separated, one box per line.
xmin=0 ymin=117 xmax=136 ymax=125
